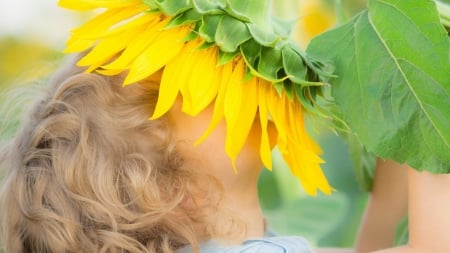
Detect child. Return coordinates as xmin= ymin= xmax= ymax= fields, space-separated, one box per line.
xmin=0 ymin=53 xmax=324 ymax=252
xmin=0 ymin=0 xmax=332 ymax=250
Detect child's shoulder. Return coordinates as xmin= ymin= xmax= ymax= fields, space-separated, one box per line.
xmin=178 ymin=236 xmax=315 ymax=253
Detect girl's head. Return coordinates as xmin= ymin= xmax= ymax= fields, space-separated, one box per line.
xmin=0 ymin=57 xmax=217 ymax=253
xmin=58 ymin=0 xmax=333 ymax=196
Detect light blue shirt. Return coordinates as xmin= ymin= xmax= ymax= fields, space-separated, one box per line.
xmin=177 ymin=236 xmax=315 ymax=253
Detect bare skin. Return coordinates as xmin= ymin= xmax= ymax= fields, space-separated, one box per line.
xmin=168 ymin=98 xmax=270 ymax=242
xmin=355 ymin=159 xmax=408 ymax=252
xmin=327 ymin=158 xmax=450 ymax=253
xmin=374 ymin=246 xmax=423 ymax=253
xmin=375 ymin=169 xmax=450 ymax=253
xmin=168 ymin=98 xmax=358 ymax=252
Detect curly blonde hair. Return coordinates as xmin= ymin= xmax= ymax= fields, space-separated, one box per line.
xmin=0 ymin=56 xmax=213 ymax=253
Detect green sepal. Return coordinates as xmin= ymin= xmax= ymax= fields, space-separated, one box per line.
xmin=217 ymin=50 xmax=238 ymax=66
xmin=247 ymin=23 xmax=279 ymax=47
xmin=182 ymin=30 xmax=198 ymax=42
xmin=142 ymin=0 xmax=336 ymax=118
xmin=148 ymin=0 xmax=191 ymax=16
xmin=282 ymin=79 xmax=295 ymax=101
xmin=272 ymin=16 xmax=297 ymax=38
xmin=240 ymin=40 xmax=261 ymax=67
xmin=305 ymin=57 xmax=336 ymax=80
xmin=215 ymin=15 xmax=251 ymax=52
xmin=258 ymin=47 xmax=284 ymax=81
xmin=192 ymin=0 xmax=226 ymax=14
xmin=166 ymin=8 xmax=202 ymax=28
xmin=273 ymin=82 xmax=284 ymax=96
xmin=199 ymin=15 xmax=222 ymax=42
xmin=282 ymin=46 xmax=307 ymax=83
xmin=226 ymin=0 xmax=272 ymax=31
xmin=296 ymin=87 xmax=324 ymax=117
xmin=241 ymin=40 xmax=288 ymax=83
xmin=198 ymin=41 xmax=215 ymax=50
xmin=244 ymin=68 xmax=254 ymax=82
xmin=142 ymin=0 xmax=159 ymax=10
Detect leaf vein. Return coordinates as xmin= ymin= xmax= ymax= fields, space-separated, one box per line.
xmin=367 ymin=8 xmax=448 ymax=148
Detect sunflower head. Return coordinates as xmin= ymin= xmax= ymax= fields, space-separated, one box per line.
xmin=59 ymin=0 xmax=335 ymax=195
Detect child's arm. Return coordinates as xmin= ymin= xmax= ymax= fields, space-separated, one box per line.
xmin=355 ymin=159 xmax=409 ymax=253
xmin=376 ymin=169 xmax=450 ymax=253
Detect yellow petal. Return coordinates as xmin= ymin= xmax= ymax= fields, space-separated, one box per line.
xmin=177 ymin=40 xmax=204 ymax=114
xmin=71 ymin=5 xmax=145 ymax=39
xmin=224 ymin=62 xmax=258 ymax=171
xmin=96 ymin=69 xmax=124 ymax=76
xmin=124 ymin=25 xmax=190 ymax=85
xmin=77 ymin=24 xmax=147 ymax=71
xmin=102 ymin=16 xmax=167 ymax=73
xmin=257 ymin=80 xmax=273 ymax=170
xmin=58 ymin=0 xmax=140 ymax=10
xmin=266 ymin=87 xmax=288 ymax=152
xmin=77 ymin=6 xmax=151 ymax=40
xmin=184 ymin=46 xmax=221 ymax=116
xmin=64 ymin=38 xmax=97 ymax=53
xmin=223 ymin=61 xmax=245 ymax=168
xmin=65 ymin=6 xmax=147 ymax=53
xmin=281 ymin=92 xmax=331 ymax=195
xmin=151 ymin=43 xmax=195 ymax=119
xmin=194 ymin=60 xmax=233 ymax=145
xmin=283 ymin=151 xmax=317 ymax=195
xmin=289 ymin=150 xmax=330 ymax=196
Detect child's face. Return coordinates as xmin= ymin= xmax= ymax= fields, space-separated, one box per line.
xmin=167 ymin=96 xmax=277 ymax=181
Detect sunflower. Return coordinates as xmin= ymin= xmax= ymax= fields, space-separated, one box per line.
xmin=59 ymin=0 xmax=333 ymax=195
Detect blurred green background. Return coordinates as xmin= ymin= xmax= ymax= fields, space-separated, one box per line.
xmin=0 ymin=0 xmax=370 ymax=250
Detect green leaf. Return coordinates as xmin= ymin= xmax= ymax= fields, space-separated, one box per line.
xmin=344 ymin=133 xmax=377 ymax=191
xmin=436 ymin=0 xmax=450 ymax=28
xmin=437 ymin=0 xmax=450 ymax=5
xmin=307 ymin=0 xmax=450 ymax=173
xmin=394 ymin=216 xmax=409 ymax=246
xmin=215 ymin=15 xmax=251 ymax=52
